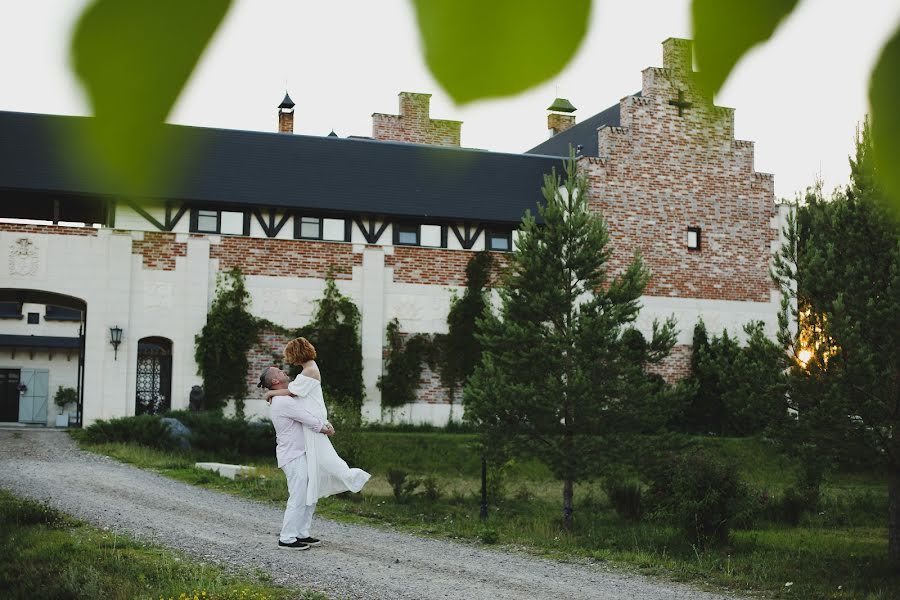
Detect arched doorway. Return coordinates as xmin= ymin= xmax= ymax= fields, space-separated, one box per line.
xmin=135 ymin=337 xmax=172 ymax=415
xmin=0 ymin=289 xmax=86 ymax=427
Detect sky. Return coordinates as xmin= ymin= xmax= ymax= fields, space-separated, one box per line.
xmin=2 ymin=0 xmax=899 ymax=201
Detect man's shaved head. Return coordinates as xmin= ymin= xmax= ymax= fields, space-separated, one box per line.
xmin=258 ymin=366 xmax=276 ymax=390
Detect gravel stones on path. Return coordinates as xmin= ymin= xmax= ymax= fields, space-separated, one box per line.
xmin=0 ymin=429 xmax=742 ymax=600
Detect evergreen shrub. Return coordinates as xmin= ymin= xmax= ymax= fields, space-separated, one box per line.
xmin=651 ymin=450 xmax=751 ymax=548
xmin=386 ymin=468 xmax=420 ymax=502
xmin=602 ymin=477 xmax=644 ymax=521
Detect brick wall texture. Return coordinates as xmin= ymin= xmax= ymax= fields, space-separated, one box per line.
xmin=386 ymin=246 xmax=510 ymax=287
xmin=582 ymin=38 xmax=778 ymax=305
xmin=210 ymin=236 xmax=361 ymax=279
xmin=373 ymin=92 xmax=462 ymax=147
xmin=245 ymin=328 xmax=294 ymax=399
xmin=131 ymin=232 xmax=187 ymax=271
xmin=0 ymin=222 xmax=98 ymax=236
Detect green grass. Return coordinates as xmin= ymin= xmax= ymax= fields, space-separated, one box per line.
xmin=77 ymin=433 xmax=898 ymax=600
xmin=0 ymin=489 xmax=328 ymax=600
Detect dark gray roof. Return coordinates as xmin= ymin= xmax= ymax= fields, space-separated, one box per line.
xmin=0 ymin=335 xmax=80 ymax=349
xmin=0 ymin=111 xmax=565 ymax=225
xmin=526 ymin=93 xmax=640 ymax=158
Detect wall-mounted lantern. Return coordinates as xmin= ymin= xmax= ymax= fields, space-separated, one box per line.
xmin=110 ymin=326 xmax=123 ymax=360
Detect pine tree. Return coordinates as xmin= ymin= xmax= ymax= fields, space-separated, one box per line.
xmin=465 ymin=150 xmax=677 ymax=529
xmin=772 ymin=120 xmax=900 ymax=569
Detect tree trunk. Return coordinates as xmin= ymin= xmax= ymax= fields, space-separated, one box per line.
xmin=890 ymin=467 xmax=900 ymax=572
xmin=563 ymin=478 xmax=574 ymax=530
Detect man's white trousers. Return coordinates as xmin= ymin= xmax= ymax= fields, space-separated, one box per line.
xmin=279 ymin=454 xmax=317 ymax=543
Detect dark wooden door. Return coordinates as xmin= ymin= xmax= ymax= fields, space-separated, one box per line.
xmin=0 ymin=369 xmax=20 ymax=422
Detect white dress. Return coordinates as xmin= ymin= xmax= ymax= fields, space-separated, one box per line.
xmin=288 ymin=374 xmax=371 ymax=505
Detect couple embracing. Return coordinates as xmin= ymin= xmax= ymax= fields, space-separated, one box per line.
xmin=257 ymin=336 xmax=370 ymax=550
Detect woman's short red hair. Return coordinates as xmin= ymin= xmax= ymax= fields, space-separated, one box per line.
xmin=284 ymin=337 xmax=317 ymax=365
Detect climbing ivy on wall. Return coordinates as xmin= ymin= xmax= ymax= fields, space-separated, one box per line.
xmin=295 ymin=276 xmax=365 ymax=416
xmin=194 ymin=267 xmax=257 ymax=417
xmin=435 ymin=251 xmax=493 ymax=402
xmin=377 ymin=318 xmax=436 ymax=410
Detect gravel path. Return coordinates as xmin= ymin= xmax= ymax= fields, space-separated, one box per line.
xmin=0 ymin=429 xmax=743 ymax=599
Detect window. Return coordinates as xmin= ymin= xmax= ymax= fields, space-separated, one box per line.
xmin=296 ymin=216 xmax=323 ymax=240
xmin=27 ymin=312 xmax=39 ymax=324
xmin=687 ymin=226 xmax=702 ymax=251
xmin=420 ymin=225 xmax=443 ymax=248
xmin=487 ymin=230 xmax=512 ymax=252
xmin=191 ymin=209 xmax=247 ymax=235
xmin=0 ymin=302 xmax=22 ymax=320
xmin=195 ymin=209 xmax=219 ymax=233
xmin=395 ymin=223 xmax=420 ymax=246
xmin=219 ymin=211 xmax=245 ymax=235
xmin=322 ymin=218 xmax=347 ymax=241
xmin=45 ymin=305 xmax=82 ymax=321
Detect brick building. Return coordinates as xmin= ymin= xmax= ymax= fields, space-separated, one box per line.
xmin=0 ymin=38 xmax=789 ymax=427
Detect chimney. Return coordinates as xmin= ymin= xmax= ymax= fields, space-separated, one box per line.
xmin=277 ymin=92 xmax=295 ymax=133
xmin=547 ymin=97 xmax=577 ymax=136
xmin=372 ymin=91 xmax=462 ymax=147
xmin=662 ymin=38 xmax=693 ymax=76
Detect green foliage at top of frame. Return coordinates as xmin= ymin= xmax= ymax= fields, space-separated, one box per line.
xmin=70 ymin=0 xmax=231 ymax=194
xmin=409 ymin=0 xmax=591 ymax=104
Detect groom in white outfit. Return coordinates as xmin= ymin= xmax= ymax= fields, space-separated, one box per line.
xmin=259 ymin=366 xmax=335 ymax=550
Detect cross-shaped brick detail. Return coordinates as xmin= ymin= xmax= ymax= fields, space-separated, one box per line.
xmin=668 ymin=90 xmax=692 ymax=117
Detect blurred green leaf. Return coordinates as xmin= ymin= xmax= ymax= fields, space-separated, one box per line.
xmin=71 ymin=0 xmax=232 ymax=192
xmin=410 ymin=0 xmax=591 ymax=105
xmin=870 ymin=25 xmax=900 ymax=214
xmin=692 ymin=0 xmax=798 ymax=97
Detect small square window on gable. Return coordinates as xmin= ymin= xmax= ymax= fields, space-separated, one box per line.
xmin=487 ymin=229 xmax=512 ymax=252
xmin=296 ymin=216 xmax=323 ymax=240
xmin=27 ymin=312 xmax=39 ymax=324
xmin=395 ymin=223 xmax=420 ymax=246
xmin=687 ymin=226 xmax=702 ymax=251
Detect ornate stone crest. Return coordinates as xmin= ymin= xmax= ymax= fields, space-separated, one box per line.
xmin=8 ymin=238 xmax=38 ymax=276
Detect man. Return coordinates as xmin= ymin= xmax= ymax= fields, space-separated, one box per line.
xmin=258 ymin=365 xmax=335 ymax=550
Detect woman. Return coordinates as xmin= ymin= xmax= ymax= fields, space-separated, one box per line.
xmin=266 ymin=337 xmax=370 ymax=504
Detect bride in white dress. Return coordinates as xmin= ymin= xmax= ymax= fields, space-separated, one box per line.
xmin=276 ymin=337 xmax=370 ymax=504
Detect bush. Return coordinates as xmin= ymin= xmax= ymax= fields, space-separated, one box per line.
xmin=54 ymin=387 xmax=78 ymax=409
xmin=79 ymin=414 xmax=178 ymax=450
xmin=650 ymin=450 xmax=750 ymax=548
xmin=386 ymin=468 xmax=420 ymax=502
xmin=79 ymin=412 xmax=275 ymax=459
xmin=603 ymin=477 xmax=644 ymax=521
xmin=777 ymin=486 xmax=810 ymax=526
xmin=478 ymin=527 xmax=499 ymax=544
xmin=421 ymin=475 xmax=442 ymax=502
xmin=166 ymin=410 xmax=274 ymax=459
